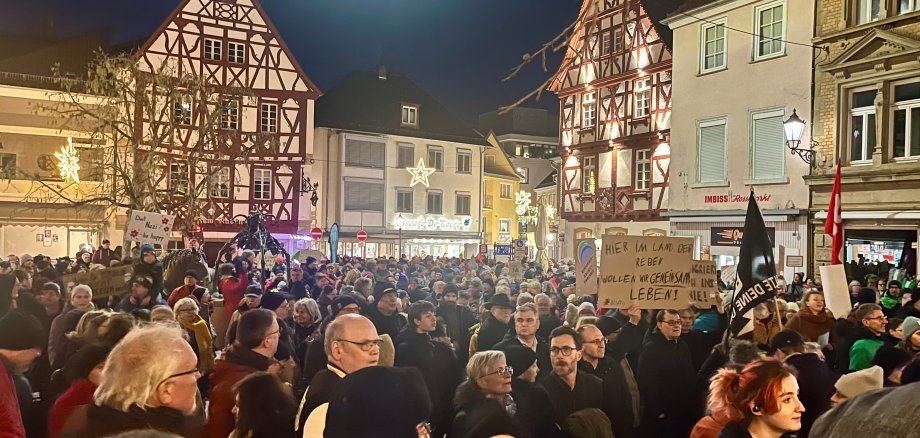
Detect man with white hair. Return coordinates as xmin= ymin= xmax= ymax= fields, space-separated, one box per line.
xmin=67 ymin=324 xmax=203 ymax=437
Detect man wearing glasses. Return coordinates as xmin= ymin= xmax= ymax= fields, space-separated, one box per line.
xmin=208 ymin=309 xmax=281 ymax=438
xmin=495 ymin=303 xmax=552 ymax=380
xmin=298 ymin=314 xmax=381 ymax=435
xmin=578 ymin=324 xmax=639 ymax=438
xmin=845 ymin=303 xmax=888 ymax=372
xmin=637 ymin=309 xmax=696 ymax=437
xmin=539 ymin=326 xmax=604 ymax=429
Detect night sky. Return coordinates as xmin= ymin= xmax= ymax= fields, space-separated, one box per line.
xmin=0 ymin=0 xmax=579 ymax=125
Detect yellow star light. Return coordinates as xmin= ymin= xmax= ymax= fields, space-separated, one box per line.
xmin=55 ymin=137 xmax=81 ymax=184
xmin=407 ymin=157 xmax=435 ymax=187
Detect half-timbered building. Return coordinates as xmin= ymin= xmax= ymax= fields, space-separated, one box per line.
xmin=550 ymin=0 xmax=683 ymax=255
xmin=135 ymin=0 xmax=320 ymax=255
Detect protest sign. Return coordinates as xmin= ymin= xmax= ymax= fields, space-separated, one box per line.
xmin=62 ymin=265 xmax=133 ymax=299
xmin=124 ymin=210 xmax=175 ymax=245
xmin=508 ymin=260 xmax=523 ymax=280
xmin=819 ymin=264 xmax=851 ymax=321
xmin=599 ymin=235 xmax=694 ymax=309
xmin=574 ymin=238 xmax=598 ymax=295
xmin=690 ymin=260 xmax=721 ymax=307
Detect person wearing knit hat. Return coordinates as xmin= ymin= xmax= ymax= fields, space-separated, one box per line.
xmin=595 ymin=315 xmax=623 ymax=338
xmin=502 ymin=345 xmax=538 ymax=381
xmin=856 ymin=287 xmax=877 ymax=305
xmin=366 ymin=281 xmax=407 ymax=340
xmin=324 ymin=366 xmax=431 ymax=437
xmin=901 ymin=316 xmax=920 ymax=355
xmin=0 ymin=310 xmax=44 ymax=437
xmin=831 ymin=365 xmax=883 ymax=403
xmin=329 ymin=295 xmax=361 ymax=318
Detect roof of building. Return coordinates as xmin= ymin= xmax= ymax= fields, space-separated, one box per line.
xmin=669 ymin=0 xmax=722 ymax=17
xmin=642 ymin=0 xmax=690 ymax=49
xmin=0 ymin=31 xmax=111 ymax=87
xmin=535 ymin=170 xmax=557 ymax=189
xmin=316 ymin=69 xmax=490 ymax=146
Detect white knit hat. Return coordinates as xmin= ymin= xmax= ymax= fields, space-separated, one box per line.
xmin=835 ymin=365 xmax=883 ymax=399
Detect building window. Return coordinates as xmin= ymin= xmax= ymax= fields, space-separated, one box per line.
xmin=220 ymin=99 xmax=239 ymax=130
xmin=751 ymin=109 xmax=786 ymax=180
xmin=900 ymin=0 xmax=920 ymax=13
xmin=634 ymin=79 xmax=651 ymax=118
xmin=426 ymin=190 xmax=443 ymax=214
xmin=0 ymin=153 xmax=15 ymax=179
xmin=700 ymin=20 xmax=726 ymax=72
xmin=253 ymin=169 xmax=271 ymax=200
xmin=169 ymin=163 xmax=189 ymax=195
xmin=754 ymin=2 xmax=785 ymax=59
xmin=260 ymin=103 xmax=277 ymax=133
xmin=210 ymin=167 xmax=230 ymax=198
xmin=893 ymin=82 xmax=920 ymax=158
xmin=635 ymin=150 xmax=650 ymax=190
xmin=456 ymin=149 xmax=472 ymax=173
xmin=173 ymin=95 xmax=192 ymax=125
xmin=396 ymin=188 xmax=413 ymax=213
xmin=601 ymin=32 xmax=611 ymax=55
xmin=227 ymin=41 xmax=245 ymax=64
xmin=582 ymin=92 xmax=596 ymax=127
xmin=500 ymin=182 xmax=512 ymax=199
xmin=856 ymin=0 xmax=881 ymax=24
xmin=402 ymin=105 xmax=418 ymax=126
xmin=204 ymin=38 xmax=222 ymax=61
xmin=455 ymin=192 xmax=471 ymax=215
xmin=519 ymin=167 xmax=529 ymax=184
xmin=344 ymin=138 xmax=386 ymax=168
xmin=613 ymin=27 xmax=624 ymax=52
xmin=499 ymin=219 xmax=511 ymax=233
xmin=850 ymin=89 xmax=877 ymax=163
xmin=698 ymin=118 xmax=727 ymax=183
xmin=397 ymin=143 xmax=415 ymax=168
xmin=427 ymin=146 xmax=443 ymax=171
xmin=344 ymin=180 xmax=384 ymax=211
xmin=582 ymin=156 xmax=596 ymax=194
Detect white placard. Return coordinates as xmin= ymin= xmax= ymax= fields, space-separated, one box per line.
xmin=819 ymin=264 xmax=851 ymax=320
xmin=124 ymin=210 xmax=175 ymax=245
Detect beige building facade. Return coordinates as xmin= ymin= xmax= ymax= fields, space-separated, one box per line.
xmin=664 ymin=0 xmax=814 ymax=276
xmin=806 ymin=0 xmax=920 ymax=278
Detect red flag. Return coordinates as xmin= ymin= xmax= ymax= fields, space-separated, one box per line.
xmin=824 ymin=160 xmax=843 ymax=264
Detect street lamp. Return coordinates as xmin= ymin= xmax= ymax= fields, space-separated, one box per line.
xmin=783 ymin=109 xmax=816 ymax=168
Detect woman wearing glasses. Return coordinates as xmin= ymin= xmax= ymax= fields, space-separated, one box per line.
xmin=451 ymin=350 xmax=519 ymax=438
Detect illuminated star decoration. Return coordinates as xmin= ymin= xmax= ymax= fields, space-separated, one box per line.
xmin=406 ymin=158 xmax=435 ymax=187
xmin=54 ymin=137 xmax=80 ymax=183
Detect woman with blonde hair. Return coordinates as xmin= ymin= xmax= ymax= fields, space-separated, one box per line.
xmin=452 ymin=351 xmax=518 ymax=437
xmin=696 ymin=359 xmax=804 ymax=438
xmin=173 ymin=297 xmax=215 ymax=394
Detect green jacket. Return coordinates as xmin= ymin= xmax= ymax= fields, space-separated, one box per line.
xmin=849 ymin=338 xmax=883 ymax=372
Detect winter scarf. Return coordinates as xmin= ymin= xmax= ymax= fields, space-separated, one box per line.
xmin=881 ymin=292 xmax=900 ymax=310
xmin=178 ymin=314 xmax=214 ymax=374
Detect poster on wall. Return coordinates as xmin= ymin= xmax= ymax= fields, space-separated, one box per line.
xmin=574 ymin=238 xmax=598 ymax=296
xmin=598 ymin=235 xmax=695 ymax=309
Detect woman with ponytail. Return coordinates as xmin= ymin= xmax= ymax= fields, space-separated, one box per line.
xmin=695 ymin=359 xmax=805 ymax=438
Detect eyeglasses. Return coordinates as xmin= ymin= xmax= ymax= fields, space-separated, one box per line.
xmin=483 ymin=366 xmax=514 ymax=377
xmin=864 ymin=315 xmax=888 ymax=321
xmin=335 ymin=338 xmax=383 ymax=351
xmin=550 ymin=346 xmax=577 ymax=356
xmin=661 ymin=320 xmax=682 ymax=327
xmin=158 ymin=367 xmax=200 ymax=386
xmin=264 ymin=329 xmax=281 ymax=339
xmin=584 ymin=338 xmax=607 ymax=347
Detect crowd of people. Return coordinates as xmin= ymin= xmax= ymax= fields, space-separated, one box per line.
xmin=1 ymin=244 xmax=919 ymax=438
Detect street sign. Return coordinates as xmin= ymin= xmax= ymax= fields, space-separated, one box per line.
xmin=514 ymin=239 xmax=526 ymax=249
xmin=310 ymin=227 xmax=323 ymax=240
xmin=357 ymin=230 xmax=368 ymax=242
xmin=494 ymin=245 xmax=511 ymax=256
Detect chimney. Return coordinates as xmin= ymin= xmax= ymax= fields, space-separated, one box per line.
xmin=377 ymin=65 xmax=387 ymax=81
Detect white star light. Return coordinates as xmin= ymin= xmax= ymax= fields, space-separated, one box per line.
xmin=55 ymin=137 xmax=81 ymax=184
xmin=406 ymin=158 xmax=435 ymax=187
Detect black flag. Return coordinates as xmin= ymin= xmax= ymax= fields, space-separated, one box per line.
xmin=729 ymin=191 xmax=778 ymax=337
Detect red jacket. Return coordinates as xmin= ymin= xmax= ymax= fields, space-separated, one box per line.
xmin=0 ymin=364 xmax=25 ymax=438
xmin=207 ymin=347 xmax=275 ymax=438
xmin=49 ymin=379 xmax=96 ymax=438
xmin=219 ymin=273 xmax=247 ymax=318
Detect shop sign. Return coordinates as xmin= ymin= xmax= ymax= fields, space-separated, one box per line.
xmin=703 ymin=191 xmax=773 ymax=204
xmin=393 ymin=215 xmax=472 ymax=231
xmin=710 ymin=226 xmax=775 ymax=247
xmin=786 ymin=255 xmax=804 ymax=267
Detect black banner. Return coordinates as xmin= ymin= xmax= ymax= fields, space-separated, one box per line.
xmin=729 ymin=192 xmax=778 ymax=336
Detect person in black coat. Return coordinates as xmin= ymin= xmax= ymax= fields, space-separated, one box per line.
xmin=638 ymin=310 xmax=697 ymax=437
xmin=281 ymin=265 xmax=310 ymax=300
xmin=502 ymin=345 xmax=559 ymax=438
xmin=494 ymin=303 xmax=552 ymax=381
xmin=364 ymin=282 xmax=407 ymax=340
xmin=395 ymin=301 xmax=464 ymax=437
xmin=578 ymin=324 xmax=639 ymax=438
xmin=604 ymin=306 xmax=648 ymax=371
xmin=132 ymin=244 xmax=164 ymax=300
xmin=540 ymin=326 xmax=605 ymax=429
xmin=437 ymin=284 xmax=478 ymax=363
xmin=678 ymin=304 xmax=727 ymax=373
xmin=476 ymin=294 xmax=514 ymax=352
xmin=770 ymin=330 xmax=838 ymax=437
xmin=451 ymin=352 xmax=519 ymax=438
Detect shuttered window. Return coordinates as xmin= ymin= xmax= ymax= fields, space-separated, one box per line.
xmin=698 ymin=119 xmax=726 ymax=183
xmin=344 ymin=180 xmax=384 ymax=211
xmin=344 ymin=139 xmax=385 ymax=168
xmin=751 ymin=110 xmax=786 ymax=180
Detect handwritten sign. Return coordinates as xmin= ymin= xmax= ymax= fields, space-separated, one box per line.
xmin=574 ymin=239 xmax=598 ymax=296
xmin=62 ymin=265 xmax=134 ymax=299
xmin=599 ymin=235 xmax=695 ymax=309
xmin=124 ymin=210 xmax=175 ymax=245
xmin=690 ymin=260 xmax=721 ymax=307
xmin=508 ymin=260 xmax=523 ymax=280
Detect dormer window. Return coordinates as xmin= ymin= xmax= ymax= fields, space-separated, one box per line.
xmin=402 ymin=104 xmax=418 ymax=127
